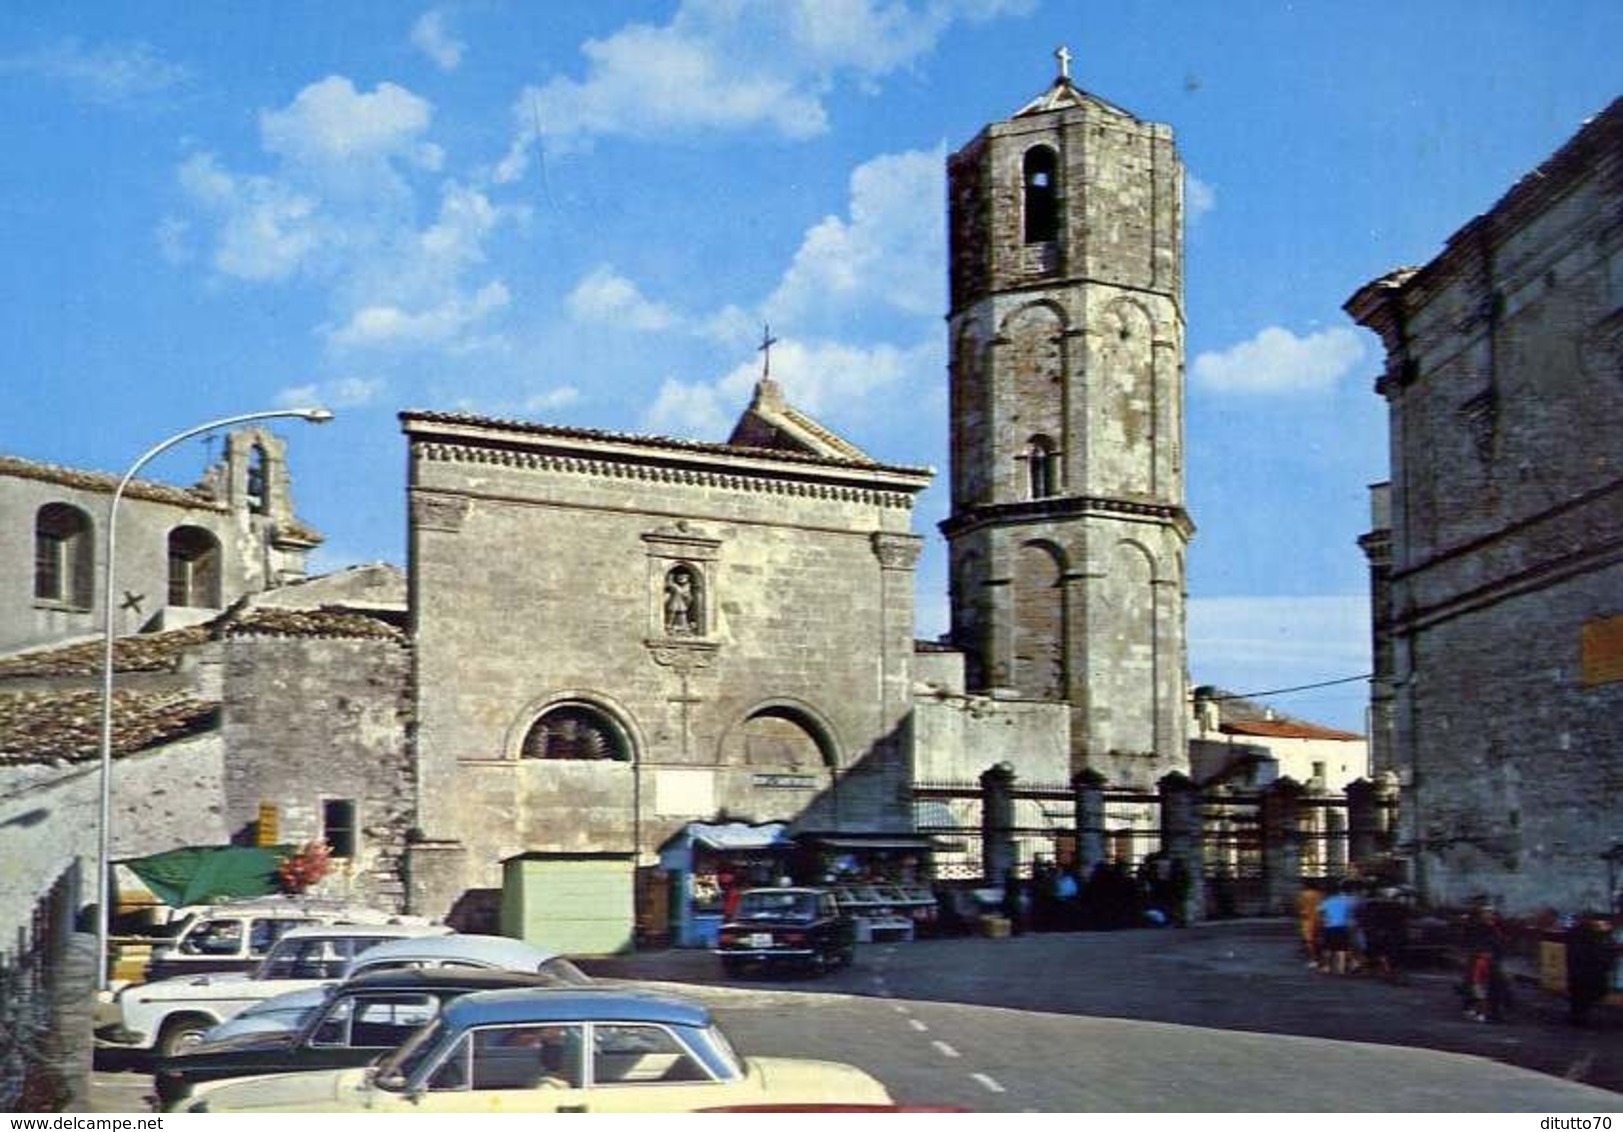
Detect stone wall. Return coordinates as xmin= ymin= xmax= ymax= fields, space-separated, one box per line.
xmin=1349 ymin=98 xmax=1623 ymax=915
xmin=0 ymin=736 xmax=227 ymax=937
xmin=0 ymin=429 xmax=318 ymax=655
xmin=221 ymin=633 xmax=413 ymax=911
xmin=404 ymin=415 xmax=929 ymax=917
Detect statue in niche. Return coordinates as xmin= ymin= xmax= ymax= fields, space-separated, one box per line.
xmin=664 ymin=564 xmax=701 ymax=636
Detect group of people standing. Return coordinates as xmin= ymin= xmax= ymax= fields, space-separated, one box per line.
xmin=1018 ymin=854 xmax=1193 ymax=933
xmin=1295 ymin=878 xmax=1412 ymax=982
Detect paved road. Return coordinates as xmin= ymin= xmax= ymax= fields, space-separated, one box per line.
xmin=583 ymin=918 xmax=1623 ymax=1108
xmin=87 ymin=919 xmax=1622 ymax=1112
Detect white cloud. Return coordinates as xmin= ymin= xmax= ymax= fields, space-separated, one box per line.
xmin=712 ymin=336 xmax=932 ymax=416
xmin=411 ymin=10 xmax=465 ymax=71
xmin=767 ymin=147 xmax=945 ymax=325
xmin=524 ymin=386 xmax=582 ymax=413
xmin=567 ymin=267 xmax=677 ymax=331
xmin=497 ymin=0 xmax=1029 ymax=168
xmin=261 ymin=76 xmax=433 ymax=169
xmin=0 ymin=38 xmax=188 ymax=105
xmin=179 ymin=77 xmax=520 ymax=359
xmin=330 ymin=282 xmax=511 ymax=349
xmin=642 ymin=378 xmax=733 ymax=440
xmin=1192 ymin=325 xmax=1366 ymax=395
xmin=1186 ymin=172 xmax=1216 ymax=223
xmin=274 ymin=376 xmax=386 ymax=410
xmin=178 ymin=153 xmax=322 ymax=281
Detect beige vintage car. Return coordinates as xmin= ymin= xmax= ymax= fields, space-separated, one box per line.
xmin=183 ymin=986 xmax=891 ymax=1114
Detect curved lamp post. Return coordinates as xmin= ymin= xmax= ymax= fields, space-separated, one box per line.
xmin=96 ymin=407 xmax=333 ymax=989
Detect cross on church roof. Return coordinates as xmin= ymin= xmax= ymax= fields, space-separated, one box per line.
xmin=1055 ymin=44 xmax=1072 ymax=82
xmin=758 ymin=323 xmax=779 ymax=379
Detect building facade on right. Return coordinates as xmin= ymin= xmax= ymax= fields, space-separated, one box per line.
xmin=1347 ymin=98 xmax=1623 ymax=916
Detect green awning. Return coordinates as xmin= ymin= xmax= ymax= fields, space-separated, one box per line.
xmin=121 ymin=845 xmax=285 ymax=907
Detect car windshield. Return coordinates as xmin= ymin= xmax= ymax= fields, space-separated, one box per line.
xmin=735 ymin=891 xmax=816 ymax=920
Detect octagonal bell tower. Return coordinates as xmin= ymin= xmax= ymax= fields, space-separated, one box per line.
xmin=941 ymin=49 xmax=1192 ymax=788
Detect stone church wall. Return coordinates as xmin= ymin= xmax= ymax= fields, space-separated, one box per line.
xmin=221 ymin=634 xmax=413 ymax=911
xmin=1350 ymin=98 xmax=1623 ymax=915
xmin=405 ymin=419 xmax=926 ymax=914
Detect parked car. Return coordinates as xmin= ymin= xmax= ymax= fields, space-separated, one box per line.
xmin=714 ymin=887 xmax=854 ymax=976
xmin=336 ymin=933 xmax=594 ymax=982
xmin=97 ymin=923 xmax=450 ymax=1056
xmin=154 ymin=967 xmax=587 ymax=1109
xmin=192 ymin=934 xmax=592 ymax=1047
xmin=142 ymin=898 xmax=423 ymax=982
xmin=182 ymin=986 xmax=893 ymax=1113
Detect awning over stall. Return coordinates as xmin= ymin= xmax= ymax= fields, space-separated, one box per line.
xmin=120 ymin=845 xmax=284 ymax=908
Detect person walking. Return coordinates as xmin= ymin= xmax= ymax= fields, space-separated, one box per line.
xmin=1296 ymin=882 xmax=1323 ymax=968
xmin=1317 ymin=880 xmax=1356 ymax=975
xmin=1461 ymin=897 xmax=1509 ymax=1022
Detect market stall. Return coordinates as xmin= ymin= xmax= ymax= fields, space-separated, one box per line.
xmin=657 ymin=821 xmax=791 ymax=947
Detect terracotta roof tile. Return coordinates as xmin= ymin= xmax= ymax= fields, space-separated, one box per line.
xmin=0 ymin=688 xmax=218 ymax=765
xmin=1220 ymin=719 xmax=1363 ymax=742
xmin=0 ymin=453 xmax=219 ymax=510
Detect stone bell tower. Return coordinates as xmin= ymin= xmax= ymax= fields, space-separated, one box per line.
xmin=941 ymin=48 xmax=1193 ymax=788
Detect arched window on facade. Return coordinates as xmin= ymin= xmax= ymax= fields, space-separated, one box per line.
xmin=522 ymin=703 xmax=630 ymax=761
xmin=34 ymin=503 xmax=94 ymax=608
xmin=1023 ymin=146 xmax=1059 ymax=244
xmin=738 ymin=707 xmax=835 ymax=769
xmin=167 ymin=526 xmax=222 ymax=608
xmin=662 ymin=563 xmax=703 ymax=637
xmin=1026 ymin=435 xmax=1061 ymax=499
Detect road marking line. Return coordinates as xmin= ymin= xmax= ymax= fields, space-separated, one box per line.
xmin=892 ymin=1004 xmax=910 ymax=1015
xmin=971 ymin=1072 xmax=1006 ymax=1094
xmin=931 ymin=1040 xmax=960 ymax=1059
xmin=907 ymin=1018 xmax=928 ymax=1033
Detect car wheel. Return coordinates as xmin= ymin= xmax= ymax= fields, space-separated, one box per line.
xmin=720 ymin=956 xmax=745 ymax=978
xmin=158 ymin=1016 xmax=211 ymax=1057
xmin=807 ymin=951 xmax=829 ymax=978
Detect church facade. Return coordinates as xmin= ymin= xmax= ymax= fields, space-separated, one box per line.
xmin=942 ymin=58 xmax=1193 ymax=789
xmin=401 ymin=383 xmax=931 ymax=920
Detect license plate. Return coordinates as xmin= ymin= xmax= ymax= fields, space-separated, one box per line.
xmin=748 ymin=933 xmax=774 ymax=948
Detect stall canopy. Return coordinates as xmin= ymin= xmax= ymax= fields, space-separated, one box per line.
xmin=120 ymin=846 xmax=284 ymax=908
xmin=687 ymin=821 xmax=790 ymax=852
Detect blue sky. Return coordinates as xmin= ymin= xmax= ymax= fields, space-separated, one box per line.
xmin=2 ymin=2 xmax=1617 ymax=731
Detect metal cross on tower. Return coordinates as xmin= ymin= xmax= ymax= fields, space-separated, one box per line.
xmin=1055 ymin=44 xmax=1073 ymax=82
xmin=758 ymin=323 xmax=779 ymax=379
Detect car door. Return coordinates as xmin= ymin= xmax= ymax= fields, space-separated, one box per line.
xmin=567 ymin=1023 xmax=732 ymax=1113
xmin=414 ymin=1024 xmax=587 ymax=1113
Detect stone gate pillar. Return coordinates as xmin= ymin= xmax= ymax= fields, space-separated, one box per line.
xmin=1071 ymin=768 xmax=1107 ymax=878
xmin=1158 ymin=771 xmax=1205 ymax=926
xmin=1260 ymin=777 xmax=1304 ymax=916
xmin=980 ymin=762 xmax=1016 ymax=884
xmin=1345 ymin=778 xmax=1380 ymax=871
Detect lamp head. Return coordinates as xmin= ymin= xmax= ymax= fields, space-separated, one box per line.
xmin=299 ymin=408 xmax=335 ymax=424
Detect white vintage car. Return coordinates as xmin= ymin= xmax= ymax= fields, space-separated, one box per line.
xmin=97 ymin=922 xmax=449 ymax=1055
xmin=184 ymin=986 xmax=894 ymax=1114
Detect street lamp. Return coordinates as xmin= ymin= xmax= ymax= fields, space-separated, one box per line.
xmin=95 ymin=407 xmax=333 ymax=989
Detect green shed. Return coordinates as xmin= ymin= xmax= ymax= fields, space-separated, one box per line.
xmin=500 ymin=852 xmax=636 ymax=956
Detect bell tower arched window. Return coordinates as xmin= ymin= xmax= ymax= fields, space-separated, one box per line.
xmin=1023 ymin=146 xmax=1059 ymax=244
xmin=246 ymin=443 xmax=269 ymax=515
xmin=1026 ymin=435 xmax=1061 ymax=499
